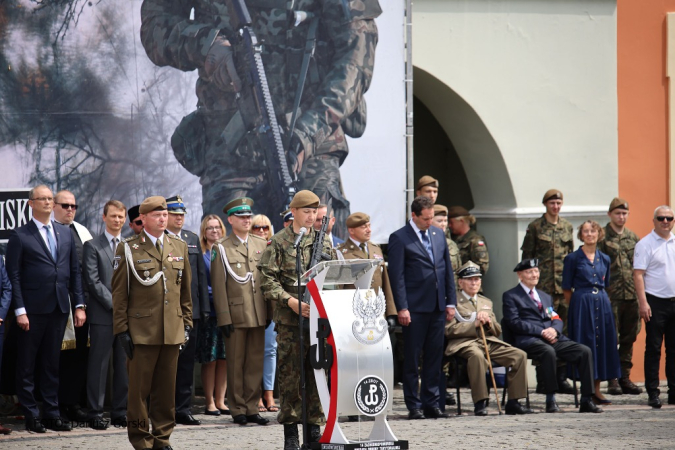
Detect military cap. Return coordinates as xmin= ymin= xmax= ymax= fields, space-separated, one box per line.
xmin=128 ymin=205 xmax=141 ymax=222
xmin=289 ymin=190 xmax=320 ymax=209
xmin=457 ymin=261 xmax=482 ymax=278
xmin=280 ymin=208 xmax=294 ymax=222
xmin=433 ymin=204 xmax=449 ymax=216
xmin=609 ymin=197 xmax=629 ymax=212
xmin=223 ymin=197 xmax=254 ymax=216
xmin=542 ymin=189 xmax=563 ymax=203
xmin=417 ymin=175 xmax=439 ymax=190
xmin=166 ymin=195 xmax=187 ymax=214
xmin=514 ymin=258 xmax=539 ymax=272
xmin=447 ymin=205 xmax=470 ymax=219
xmin=346 ymin=212 xmax=370 ymax=228
xmin=139 ymin=196 xmax=167 ymax=214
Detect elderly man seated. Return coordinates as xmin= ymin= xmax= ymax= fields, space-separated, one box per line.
xmin=445 ymin=262 xmax=532 ymax=416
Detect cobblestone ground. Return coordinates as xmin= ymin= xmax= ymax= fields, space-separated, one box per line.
xmin=1 ymin=383 xmax=674 ymax=449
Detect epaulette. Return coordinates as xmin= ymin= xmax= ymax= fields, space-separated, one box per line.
xmin=250 ymin=234 xmax=266 ymax=241
xmin=124 ymin=235 xmax=139 ymax=243
xmin=167 ymin=233 xmax=183 ymax=241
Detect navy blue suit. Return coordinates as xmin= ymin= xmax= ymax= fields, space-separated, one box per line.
xmin=5 ymin=219 xmax=85 ymax=419
xmin=502 ymin=284 xmax=594 ymax=396
xmin=388 ymin=223 xmax=456 ymax=411
xmin=0 ymin=258 xmax=12 ymax=381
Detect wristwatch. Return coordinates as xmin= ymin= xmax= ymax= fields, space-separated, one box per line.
xmin=76 ymin=305 xmax=87 ymax=311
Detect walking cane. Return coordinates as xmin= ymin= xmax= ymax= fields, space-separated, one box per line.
xmin=479 ymin=322 xmax=503 ymax=415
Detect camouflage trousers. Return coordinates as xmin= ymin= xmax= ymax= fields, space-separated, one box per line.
xmin=275 ymin=324 xmax=325 ymax=425
xmin=553 ymin=294 xmax=569 ymax=336
xmin=611 ymin=298 xmax=641 ymax=379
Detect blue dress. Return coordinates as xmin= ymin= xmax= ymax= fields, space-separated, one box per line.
xmin=562 ymin=247 xmax=621 ymax=381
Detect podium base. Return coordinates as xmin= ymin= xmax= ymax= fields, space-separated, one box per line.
xmin=308 ymin=441 xmax=409 ymax=450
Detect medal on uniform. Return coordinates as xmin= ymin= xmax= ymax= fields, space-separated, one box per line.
xmin=176 ymin=269 xmax=182 ymax=285
xmin=143 ymin=270 xmax=150 ymax=279
xmin=132 ymin=244 xmax=139 ymax=250
xmin=167 ymin=256 xmax=173 ymax=262
xmin=236 ymin=262 xmax=242 ymax=269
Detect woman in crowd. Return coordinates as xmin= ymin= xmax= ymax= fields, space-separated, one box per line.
xmin=563 ymin=220 xmax=621 ymax=405
xmin=197 ymin=215 xmax=229 ymax=416
xmin=251 ymin=214 xmax=279 ymax=412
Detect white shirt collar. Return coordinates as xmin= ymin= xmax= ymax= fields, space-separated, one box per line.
xmin=144 ymin=230 xmax=163 ymax=247
xmin=409 ymin=218 xmax=422 ymax=235
xmin=350 ymin=237 xmax=366 ymax=248
xmin=650 ymin=229 xmax=675 ymax=242
xmin=234 ymin=233 xmax=248 ymax=245
xmin=32 ymin=217 xmax=51 ymax=228
xmin=519 ymin=282 xmax=540 ymax=301
xmin=104 ymin=230 xmax=121 ymax=243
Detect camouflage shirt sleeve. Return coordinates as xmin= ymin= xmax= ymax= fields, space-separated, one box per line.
xmin=140 ymin=0 xmax=218 ymax=71
xmin=258 ymin=238 xmax=292 ymax=306
xmin=521 ymin=221 xmax=536 ymax=259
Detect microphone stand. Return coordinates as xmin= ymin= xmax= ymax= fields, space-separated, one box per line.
xmin=295 ymin=237 xmax=310 ymax=448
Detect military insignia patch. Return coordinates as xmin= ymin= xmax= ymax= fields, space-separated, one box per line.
xmin=113 ymin=260 xmax=119 ymax=270
xmin=351 ymin=288 xmax=387 ymax=345
xmin=236 ymin=263 xmax=242 ymax=269
xmin=374 ymin=254 xmax=383 ymax=260
xmin=144 ymin=270 xmax=150 ymax=278
xmin=137 ymin=259 xmax=151 ymax=263
xmin=477 ymin=241 xmax=485 ymax=246
xmin=173 ymin=256 xmax=184 ymax=262
xmin=167 ymin=256 xmax=173 ymax=262
xmin=132 ymin=244 xmax=139 ymax=250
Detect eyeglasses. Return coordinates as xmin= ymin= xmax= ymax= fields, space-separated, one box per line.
xmin=133 ymin=220 xmax=143 ymax=226
xmin=252 ymin=225 xmax=270 ymax=231
xmin=656 ymin=216 xmax=675 ymax=222
xmin=31 ymin=197 xmax=53 ymax=203
xmin=56 ymin=202 xmax=78 ymax=210
xmin=206 ymin=226 xmax=222 ymax=232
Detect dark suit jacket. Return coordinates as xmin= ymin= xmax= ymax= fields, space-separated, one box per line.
xmin=331 ymin=234 xmax=344 ymax=248
xmin=6 ymin=220 xmax=85 ymax=314
xmin=388 ymin=223 xmax=456 ymax=312
xmin=501 ymin=284 xmax=568 ymax=349
xmin=167 ymin=229 xmax=209 ymax=317
xmin=82 ymin=233 xmax=116 ymax=325
xmin=0 ymin=258 xmax=11 ymax=321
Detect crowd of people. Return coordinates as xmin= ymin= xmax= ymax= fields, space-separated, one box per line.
xmin=0 ymin=178 xmax=673 ymax=450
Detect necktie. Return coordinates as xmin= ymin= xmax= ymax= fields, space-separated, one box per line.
xmin=420 ymin=230 xmax=434 ymax=261
xmin=156 ymin=238 xmax=163 ymax=258
xmin=111 ymin=237 xmax=118 ymax=255
xmin=359 ymin=242 xmax=369 ymax=257
xmin=244 ymin=240 xmax=248 ymax=250
xmin=45 ymin=224 xmax=57 ymax=261
xmin=529 ymin=289 xmax=543 ymax=312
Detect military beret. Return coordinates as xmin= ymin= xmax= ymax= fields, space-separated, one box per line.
xmin=166 ymin=195 xmax=187 ymax=214
xmin=447 ymin=205 xmax=470 ymax=219
xmin=609 ymin=197 xmax=629 ymax=212
xmin=128 ymin=205 xmax=141 ymax=222
xmin=280 ymin=208 xmax=294 ymax=222
xmin=542 ymin=189 xmax=563 ymax=203
xmin=433 ymin=204 xmax=448 ymax=216
xmin=457 ymin=261 xmax=482 ymax=278
xmin=223 ymin=197 xmax=254 ymax=216
xmin=346 ymin=212 xmax=370 ymax=228
xmin=417 ymin=175 xmax=439 ymax=190
xmin=289 ymin=190 xmax=320 ymax=209
xmin=139 ymin=196 xmax=167 ymax=214
xmin=514 ymin=258 xmax=539 ymax=272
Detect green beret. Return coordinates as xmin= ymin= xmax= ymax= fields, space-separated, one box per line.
xmin=223 ymin=197 xmax=254 ymax=216
xmin=457 ymin=261 xmax=482 ymax=278
xmin=289 ymin=190 xmax=320 ymax=209
xmin=346 ymin=212 xmax=370 ymax=228
xmin=542 ymin=189 xmax=563 ymax=203
xmin=139 ymin=196 xmax=167 ymax=214
xmin=417 ymin=175 xmax=439 ymax=190
xmin=433 ymin=204 xmax=448 ymax=216
xmin=447 ymin=205 xmax=470 ymax=219
xmin=609 ymin=197 xmax=629 ymax=212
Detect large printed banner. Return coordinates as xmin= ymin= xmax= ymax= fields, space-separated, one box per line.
xmin=0 ymin=0 xmax=405 ymax=244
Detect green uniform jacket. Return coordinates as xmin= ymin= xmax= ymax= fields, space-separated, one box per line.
xmin=597 ymin=224 xmax=639 ymax=301
xmin=521 ymin=215 xmax=574 ymax=296
xmin=445 ymin=291 xmax=503 ymax=356
xmin=258 ymin=226 xmax=335 ymax=326
xmin=455 ymin=229 xmax=489 ymax=275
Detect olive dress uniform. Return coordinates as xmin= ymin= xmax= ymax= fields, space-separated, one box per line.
xmin=211 ymin=232 xmax=271 ymax=419
xmin=112 ymin=227 xmax=192 ymax=450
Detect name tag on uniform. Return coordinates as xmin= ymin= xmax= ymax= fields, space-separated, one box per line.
xmin=482 ymin=305 xmax=491 ymax=310
xmin=374 ymin=254 xmax=383 ymax=260
xmin=137 ymin=259 xmax=151 ymax=264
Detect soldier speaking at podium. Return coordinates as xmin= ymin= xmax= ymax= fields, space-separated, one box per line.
xmin=112 ymin=196 xmax=193 ymax=450
xmin=258 ymin=190 xmax=335 ymax=450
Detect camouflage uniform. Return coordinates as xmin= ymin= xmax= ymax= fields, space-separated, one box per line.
xmin=140 ymin=0 xmax=381 ymax=238
xmin=597 ymin=224 xmax=641 ymax=379
xmin=454 ymin=229 xmax=489 ymax=275
xmin=521 ymin=215 xmax=574 ymax=332
xmin=258 ymin=225 xmax=335 ymax=425
xmin=446 ymin=238 xmax=462 ymax=282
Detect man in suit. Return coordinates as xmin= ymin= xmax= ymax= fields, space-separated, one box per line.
xmin=83 ymin=200 xmax=129 ymax=430
xmin=502 ymin=258 xmax=601 ymax=413
xmin=445 ymin=262 xmax=531 ymax=416
xmin=165 ymin=195 xmax=210 ymax=426
xmin=212 ymin=197 xmax=271 ymax=426
xmin=388 ymin=195 xmax=456 ymax=420
xmin=5 ymin=184 xmax=86 ymax=432
xmin=0 ymin=257 xmax=12 ymax=435
xmin=112 ymin=196 xmax=193 ymax=450
xmin=53 ymin=189 xmax=93 ymax=423
xmin=315 ymin=204 xmax=343 ymax=247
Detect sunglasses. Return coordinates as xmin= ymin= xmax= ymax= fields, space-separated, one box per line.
xmin=133 ymin=220 xmax=143 ymax=226
xmin=252 ymin=225 xmax=270 ymax=231
xmin=656 ymin=216 xmax=675 ymax=222
xmin=56 ymin=202 xmax=78 ymax=210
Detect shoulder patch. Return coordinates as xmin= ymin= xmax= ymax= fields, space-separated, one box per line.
xmin=477 ymin=241 xmax=485 ymax=246
xmin=124 ymin=235 xmax=137 ymax=242
xmin=250 ymin=234 xmax=266 ymax=241
xmin=168 ymin=234 xmax=184 ymax=241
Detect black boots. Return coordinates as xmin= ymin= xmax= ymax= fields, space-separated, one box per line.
xmin=284 ymin=424 xmax=300 ymax=450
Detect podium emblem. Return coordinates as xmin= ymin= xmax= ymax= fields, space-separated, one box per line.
xmin=354 ymin=376 xmax=388 ymax=416
xmin=351 ymin=288 xmax=387 ymax=345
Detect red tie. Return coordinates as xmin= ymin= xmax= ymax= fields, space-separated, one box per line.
xmin=529 ymin=290 xmax=543 ymax=312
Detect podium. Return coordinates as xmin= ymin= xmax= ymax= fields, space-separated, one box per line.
xmin=301 ymin=260 xmax=408 ymax=450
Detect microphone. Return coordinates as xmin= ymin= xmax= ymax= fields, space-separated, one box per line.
xmin=293 ymin=227 xmax=307 ymax=248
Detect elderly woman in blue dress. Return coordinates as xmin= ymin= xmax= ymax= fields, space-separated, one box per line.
xmin=563 ymin=220 xmax=621 ymax=405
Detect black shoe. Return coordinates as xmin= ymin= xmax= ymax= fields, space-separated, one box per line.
xmin=62 ymin=404 xmax=88 ymax=423
xmin=474 ymin=399 xmax=488 ymax=416
xmin=423 ymin=407 xmax=449 ymax=419
xmin=648 ymin=391 xmax=662 ymax=409
xmin=176 ymin=413 xmax=201 ymax=425
xmin=557 ymin=380 xmax=577 ymax=395
xmin=606 ymin=379 xmax=623 ymax=396
xmin=284 ymin=424 xmax=300 ymax=450
xmin=408 ymin=408 xmax=425 ymax=420
xmin=592 ymin=395 xmax=612 ymax=405
xmin=545 ymin=401 xmax=560 ymax=413
xmin=445 ymin=392 xmax=457 ymax=406
xmin=246 ymin=414 xmax=269 ymax=425
xmin=218 ymin=408 xmax=231 ymax=415
xmin=619 ymin=378 xmax=643 ymax=395
xmin=233 ymin=414 xmax=248 ymax=425
xmin=579 ymin=400 xmax=603 ymax=413
xmin=505 ymin=400 xmax=534 ymax=415
xmin=308 ymin=424 xmax=321 ymax=443
xmin=25 ymin=418 xmax=46 ymax=433
xmin=204 ymin=408 xmax=221 ymax=416
xmin=89 ymin=417 xmax=109 ymax=430
xmin=110 ymin=415 xmax=127 ymax=427
xmin=43 ymin=416 xmax=73 ymax=431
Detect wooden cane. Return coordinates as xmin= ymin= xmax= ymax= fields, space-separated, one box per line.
xmin=479 ymin=322 xmax=502 ymax=415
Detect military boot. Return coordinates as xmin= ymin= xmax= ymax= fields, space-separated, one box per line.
xmin=284 ymin=424 xmax=300 ymax=450
xmin=309 ymin=424 xmax=322 ymax=443
xmin=606 ymin=379 xmax=623 ymax=395
xmin=619 ymin=377 xmax=644 ymax=395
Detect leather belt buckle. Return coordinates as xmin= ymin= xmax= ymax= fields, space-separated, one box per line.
xmin=591 ymin=287 xmax=599 ymax=295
